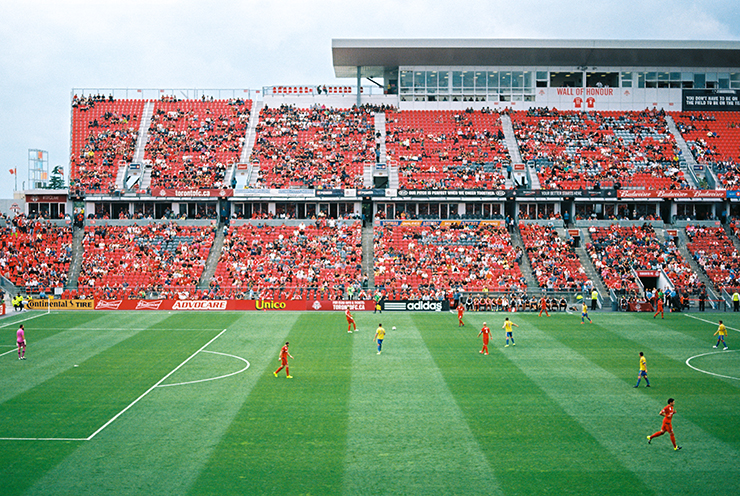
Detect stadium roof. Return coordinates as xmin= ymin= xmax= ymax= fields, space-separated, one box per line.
xmin=332 ymin=39 xmax=740 ymax=78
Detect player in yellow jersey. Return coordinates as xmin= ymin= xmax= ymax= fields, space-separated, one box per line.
xmin=581 ymin=302 xmax=592 ymax=324
xmin=714 ymin=320 xmax=728 ymax=350
xmin=374 ymin=323 xmax=386 ymax=355
xmin=502 ymin=317 xmax=519 ymax=347
xmin=634 ymin=351 xmax=650 ymax=388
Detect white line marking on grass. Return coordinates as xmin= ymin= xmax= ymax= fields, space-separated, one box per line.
xmin=0 ymin=347 xmax=20 ymax=358
xmin=157 ymin=350 xmax=250 ymax=387
xmin=85 ymin=328 xmax=227 ymax=441
xmin=0 ymin=312 xmax=50 ymax=328
xmin=685 ymin=349 xmax=740 ymax=381
xmin=684 ymin=313 xmax=740 ymax=333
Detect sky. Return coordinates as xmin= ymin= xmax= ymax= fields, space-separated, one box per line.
xmin=1 ymin=0 xmax=739 ymax=199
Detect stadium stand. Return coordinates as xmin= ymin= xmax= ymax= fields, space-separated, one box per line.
xmin=673 ymin=111 xmax=740 ymax=188
xmin=373 ymin=223 xmax=525 ymax=297
xmin=512 ymin=108 xmax=688 ymax=190
xmin=70 ymin=96 xmax=145 ymax=194
xmin=76 ymin=223 xmax=215 ymax=300
xmin=586 ymin=224 xmax=698 ymax=293
xmin=519 ymin=223 xmax=587 ymax=290
xmin=685 ymin=225 xmax=740 ymax=291
xmin=0 ymin=219 xmax=72 ymax=293
xmin=250 ymin=105 xmax=375 ymax=189
xmin=210 ymin=221 xmax=363 ymax=300
xmin=145 ymin=98 xmax=251 ymax=190
xmin=385 ymin=109 xmax=511 ymax=190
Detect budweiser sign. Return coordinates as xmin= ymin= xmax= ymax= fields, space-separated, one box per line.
xmin=96 ymin=300 xmax=123 ymax=310
xmin=136 ymin=300 xmax=164 ymax=310
xmin=618 ymin=189 xmax=726 ymax=199
xmin=171 ymin=300 xmax=228 ymax=310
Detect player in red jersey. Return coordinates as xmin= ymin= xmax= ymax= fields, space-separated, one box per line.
xmin=345 ymin=308 xmax=357 ymax=333
xmin=538 ymin=296 xmax=550 ymax=317
xmin=653 ymin=297 xmax=664 ymax=319
xmin=457 ymin=304 xmax=465 ymax=327
xmin=647 ymin=398 xmax=681 ymax=450
xmin=478 ymin=322 xmax=491 ymax=355
xmin=274 ymin=342 xmax=293 ymax=378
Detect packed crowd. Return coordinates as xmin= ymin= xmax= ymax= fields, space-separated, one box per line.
xmin=385 ymin=109 xmax=511 ymax=190
xmin=250 ymin=104 xmax=376 ymax=189
xmin=519 ymin=223 xmax=588 ymax=290
xmin=374 ymin=223 xmax=525 ymax=296
xmin=209 ymin=221 xmax=363 ymax=300
xmin=685 ymin=225 xmax=740 ymax=291
xmin=586 ymin=224 xmax=698 ymax=293
xmin=70 ymin=99 xmax=145 ymax=193
xmin=0 ymin=218 xmax=72 ymax=293
xmin=145 ymin=99 xmax=251 ymax=190
xmin=512 ymin=108 xmax=688 ymax=190
xmin=76 ymin=223 xmax=215 ymax=300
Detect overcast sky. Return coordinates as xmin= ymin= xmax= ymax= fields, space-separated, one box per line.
xmin=1 ymin=0 xmax=739 ymax=199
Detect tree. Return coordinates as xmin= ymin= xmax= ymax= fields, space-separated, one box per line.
xmin=49 ymin=165 xmax=65 ymax=189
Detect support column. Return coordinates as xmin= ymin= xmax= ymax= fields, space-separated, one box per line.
xmin=357 ymin=66 xmax=362 ymax=107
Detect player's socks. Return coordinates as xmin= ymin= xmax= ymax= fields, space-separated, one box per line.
xmin=647 ymin=435 xmax=652 ymax=444
xmin=635 ymin=379 xmax=641 ymax=387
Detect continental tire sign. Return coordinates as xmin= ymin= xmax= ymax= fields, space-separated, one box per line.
xmin=28 ymin=299 xmax=95 ymax=310
xmin=382 ymin=300 xmax=449 ymax=312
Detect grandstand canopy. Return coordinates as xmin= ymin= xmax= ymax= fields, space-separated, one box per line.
xmin=332 ymin=39 xmax=740 ymax=78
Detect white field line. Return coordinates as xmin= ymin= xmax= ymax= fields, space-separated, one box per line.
xmin=157 ymin=350 xmax=249 ymax=387
xmin=685 ymin=349 xmax=740 ymax=381
xmin=684 ymin=313 xmax=740 ymax=333
xmin=0 ymin=328 xmax=228 ymax=442
xmin=0 ymin=311 xmax=51 ymax=328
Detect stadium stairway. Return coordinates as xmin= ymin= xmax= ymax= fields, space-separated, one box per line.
xmin=120 ymin=100 xmax=155 ymax=192
xmin=197 ymin=223 xmax=226 ymax=291
xmin=500 ymin=113 xmax=536 ymax=188
xmin=511 ymin=224 xmax=538 ymax=290
xmin=724 ymin=223 xmax=740 ymax=255
xmin=674 ymin=228 xmax=716 ymax=293
xmin=573 ymin=228 xmax=610 ymax=299
xmin=66 ymin=224 xmax=86 ymax=290
xmin=665 ymin=115 xmax=701 ymax=188
xmin=362 ymin=224 xmax=375 ymax=288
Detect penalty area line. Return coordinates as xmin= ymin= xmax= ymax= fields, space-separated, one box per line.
xmin=684 ymin=313 xmax=740 ymax=333
xmin=85 ymin=328 xmax=227 ymax=441
xmin=686 ymin=349 xmax=740 ymax=381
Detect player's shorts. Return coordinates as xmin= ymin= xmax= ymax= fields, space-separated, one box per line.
xmin=280 ymin=358 xmax=288 ymax=365
xmin=639 ymin=370 xmax=647 ymax=377
xmin=17 ymin=340 xmax=25 ymax=346
xmin=662 ymin=420 xmax=673 ymax=432
xmin=506 ymin=332 xmax=513 ymax=337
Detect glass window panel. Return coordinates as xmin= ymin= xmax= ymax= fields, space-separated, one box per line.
xmin=637 ymin=73 xmax=645 ymax=88
xmin=719 ymin=77 xmax=730 ymax=89
xmin=682 ymin=72 xmax=694 ymax=81
xmin=438 ymin=71 xmax=449 ymax=91
xmin=670 ymin=72 xmax=681 ymax=81
xmin=400 ymin=70 xmax=413 ymax=88
xmin=462 ymin=71 xmax=474 ymax=89
xmin=646 ymin=72 xmax=657 ymax=81
xmin=487 ymin=71 xmax=499 ymax=89
xmin=512 ymin=71 xmax=524 ymax=89
xmin=657 ymin=72 xmax=669 ymax=81
xmin=452 ymin=71 xmax=464 ymax=89
xmin=523 ymin=71 xmax=533 ymax=88
xmin=500 ymin=71 xmax=512 ymax=88
xmin=706 ymin=72 xmax=718 ymax=81
xmin=536 ymin=71 xmax=548 ymax=80
xmin=414 ymin=71 xmax=425 ymax=89
xmin=694 ymin=73 xmax=706 ymax=88
xmin=474 ymin=71 xmax=486 ymax=89
xmin=621 ymin=72 xmax=633 ymax=87
xmin=426 ymin=71 xmax=438 ymax=88
xmin=731 ymin=73 xmax=740 ymax=82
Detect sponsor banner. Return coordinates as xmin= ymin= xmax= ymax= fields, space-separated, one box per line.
xmin=93 ymin=299 xmax=374 ymax=311
xmin=151 ymin=188 xmax=233 ymax=198
xmin=398 ymin=189 xmax=507 ymax=198
xmin=379 ymin=219 xmax=503 ymax=227
xmin=357 ymin=188 xmax=387 ymax=197
xmin=629 ymin=301 xmax=655 ymax=312
xmin=516 ymin=189 xmax=615 ymax=198
xmin=26 ymin=194 xmax=67 ymax=203
xmin=382 ymin=300 xmax=449 ymax=312
xmin=683 ymin=89 xmax=740 ymax=111
xmin=568 ymin=229 xmax=581 ymax=237
xmin=28 ymin=299 xmax=95 ymax=310
xmin=315 ymin=189 xmax=345 ymax=197
xmin=513 ymin=163 xmax=526 ymax=171
xmin=726 ymin=190 xmax=740 ymax=199
xmin=635 ymin=270 xmax=660 ymax=277
xmin=617 ymin=189 xmax=726 ymax=199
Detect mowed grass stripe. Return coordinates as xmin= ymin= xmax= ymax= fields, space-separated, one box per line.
xmin=190 ymin=312 xmax=353 ymax=496
xmin=343 ymin=313 xmax=503 ymax=496
xmin=0 ymin=312 xmax=174 ymax=404
xmin=418 ymin=312 xmax=651 ymax=496
xmin=509 ymin=314 xmax=740 ymax=496
xmin=23 ymin=312 xmax=277 ymax=496
xmin=0 ymin=314 xmax=220 ymax=439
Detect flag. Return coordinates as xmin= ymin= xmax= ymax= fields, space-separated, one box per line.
xmin=9 ymin=169 xmax=15 ymax=174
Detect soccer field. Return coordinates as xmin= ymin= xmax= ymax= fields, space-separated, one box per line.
xmin=1 ymin=310 xmax=739 ymax=496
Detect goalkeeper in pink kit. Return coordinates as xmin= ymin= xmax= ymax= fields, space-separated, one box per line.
xmin=17 ymin=325 xmax=26 ymax=360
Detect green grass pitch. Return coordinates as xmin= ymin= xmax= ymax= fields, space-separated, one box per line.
xmin=1 ymin=309 xmax=739 ymax=496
